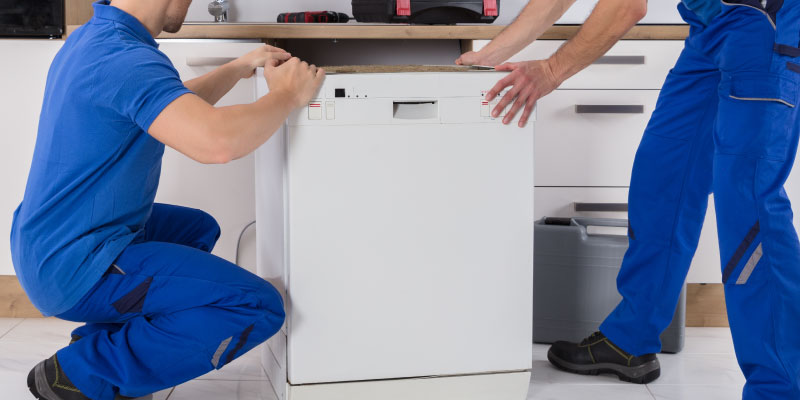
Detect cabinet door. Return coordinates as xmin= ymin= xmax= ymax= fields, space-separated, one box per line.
xmin=156 ymin=40 xmax=262 ymax=266
xmin=0 ymin=40 xmax=63 ymax=275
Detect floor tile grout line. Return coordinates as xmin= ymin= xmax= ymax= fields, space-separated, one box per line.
xmin=645 ymin=384 xmax=657 ymax=399
xmin=0 ymin=318 xmax=27 ymax=340
xmin=164 ymin=386 xmax=175 ymax=399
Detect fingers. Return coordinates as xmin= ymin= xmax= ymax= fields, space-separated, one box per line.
xmin=272 ymin=52 xmax=292 ymax=62
xmin=519 ymin=100 xmax=536 ymax=128
xmin=264 ymin=44 xmax=289 ymax=54
xmin=503 ymin=90 xmax=528 ymax=124
xmin=494 ymin=62 xmax=517 ymax=71
xmin=493 ymin=77 xmax=523 ymax=118
xmin=486 ymin=73 xmax=515 ymax=102
xmin=314 ymin=68 xmax=326 ymax=87
xmin=267 ymin=58 xmax=281 ymax=68
xmin=455 ymin=56 xmax=463 ymax=65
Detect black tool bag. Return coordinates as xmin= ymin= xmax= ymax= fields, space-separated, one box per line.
xmin=352 ymin=0 xmax=499 ymax=24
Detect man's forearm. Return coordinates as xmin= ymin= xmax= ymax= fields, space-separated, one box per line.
xmin=184 ymin=62 xmax=244 ymax=105
xmin=480 ymin=0 xmax=576 ymax=65
xmin=547 ymin=0 xmax=646 ymax=84
xmin=210 ymin=90 xmax=295 ymax=161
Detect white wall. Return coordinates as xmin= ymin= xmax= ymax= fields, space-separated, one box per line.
xmin=186 ymin=0 xmax=682 ymax=24
xmin=0 ymin=40 xmax=63 ymax=276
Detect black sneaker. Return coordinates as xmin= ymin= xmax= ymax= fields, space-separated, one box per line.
xmin=27 ymin=354 xmax=90 ymax=400
xmin=547 ymin=331 xmax=661 ymax=384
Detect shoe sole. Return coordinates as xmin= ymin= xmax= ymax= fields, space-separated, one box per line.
xmin=547 ymin=349 xmax=661 ymax=384
xmin=27 ymin=361 xmax=55 ymax=400
xmin=27 ymin=365 xmax=42 ymax=399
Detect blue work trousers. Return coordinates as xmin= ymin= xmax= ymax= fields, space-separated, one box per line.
xmin=55 ymin=204 xmax=285 ymax=400
xmin=600 ymin=2 xmax=800 ymax=398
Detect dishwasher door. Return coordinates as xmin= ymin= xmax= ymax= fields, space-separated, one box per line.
xmin=283 ymin=77 xmax=534 ymax=384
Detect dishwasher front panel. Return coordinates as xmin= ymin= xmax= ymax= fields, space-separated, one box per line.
xmin=286 ymin=121 xmax=533 ymax=384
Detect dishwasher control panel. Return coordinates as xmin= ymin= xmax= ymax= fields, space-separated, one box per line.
xmin=266 ymin=71 xmax=535 ymax=126
xmin=305 ymin=90 xmax=513 ymax=123
xmin=481 ymin=90 xmax=511 ymax=119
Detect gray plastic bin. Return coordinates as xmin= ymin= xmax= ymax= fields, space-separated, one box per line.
xmin=533 ymin=217 xmax=685 ymax=353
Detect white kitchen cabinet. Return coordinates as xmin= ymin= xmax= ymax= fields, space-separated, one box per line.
xmin=534 ymin=89 xmax=659 ymax=187
xmin=156 ymin=40 xmax=263 ymax=267
xmin=473 ymin=40 xmax=683 ymax=90
xmin=0 ymin=40 xmax=63 ymax=276
xmin=476 ymin=38 xmax=734 ymax=283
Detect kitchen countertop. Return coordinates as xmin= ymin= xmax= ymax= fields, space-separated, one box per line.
xmin=65 ymin=23 xmax=690 ymax=40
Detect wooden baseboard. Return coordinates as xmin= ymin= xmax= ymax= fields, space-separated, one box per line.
xmin=686 ymin=283 xmax=729 ymax=327
xmin=0 ymin=276 xmax=728 ymax=326
xmin=0 ymin=275 xmax=42 ymax=318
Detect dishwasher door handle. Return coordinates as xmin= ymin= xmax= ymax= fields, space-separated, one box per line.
xmin=186 ymin=57 xmax=237 ymax=67
xmin=575 ymin=105 xmax=645 ymax=114
xmin=392 ymin=101 xmax=438 ymax=120
xmin=574 ymin=202 xmax=629 ymax=213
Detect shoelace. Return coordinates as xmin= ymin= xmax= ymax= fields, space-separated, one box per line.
xmin=580 ymin=331 xmax=603 ymax=346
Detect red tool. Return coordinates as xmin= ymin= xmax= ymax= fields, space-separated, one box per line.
xmin=277 ymin=11 xmax=350 ymax=23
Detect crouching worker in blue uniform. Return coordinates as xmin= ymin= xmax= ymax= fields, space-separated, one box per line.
xmin=10 ymin=1 xmax=324 ymax=399
xmin=460 ymin=0 xmax=800 ymax=398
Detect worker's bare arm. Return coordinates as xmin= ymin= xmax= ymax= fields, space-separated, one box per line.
xmin=149 ymin=57 xmax=324 ymax=164
xmin=456 ymin=0 xmax=576 ymax=67
xmin=184 ymin=45 xmax=292 ymax=105
xmin=546 ymin=0 xmax=647 ymax=92
xmin=475 ymin=0 xmax=646 ymax=127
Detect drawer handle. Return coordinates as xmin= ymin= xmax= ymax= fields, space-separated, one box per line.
xmin=575 ymin=105 xmax=644 ymax=114
xmin=593 ymin=55 xmax=646 ymax=65
xmin=574 ymin=203 xmax=628 ymax=213
xmin=186 ymin=57 xmax=237 ymax=67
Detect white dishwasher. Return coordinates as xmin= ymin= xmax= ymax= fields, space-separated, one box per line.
xmin=254 ymin=68 xmax=534 ymax=400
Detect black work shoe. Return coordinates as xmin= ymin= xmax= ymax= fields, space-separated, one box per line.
xmin=27 ymin=354 xmax=90 ymax=400
xmin=547 ymin=331 xmax=661 ymax=384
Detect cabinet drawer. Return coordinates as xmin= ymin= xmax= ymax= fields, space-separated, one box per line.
xmin=535 ymin=187 xmax=722 ymax=283
xmin=535 ymin=90 xmax=657 ymax=187
xmin=535 ymin=187 xmax=630 ymax=221
xmin=473 ymin=40 xmax=683 ymax=90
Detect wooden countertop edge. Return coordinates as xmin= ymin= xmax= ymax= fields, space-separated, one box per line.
xmin=65 ymin=24 xmax=689 ymax=40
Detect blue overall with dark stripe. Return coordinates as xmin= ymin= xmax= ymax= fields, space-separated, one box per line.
xmin=599 ymin=1 xmax=800 ymax=398
xmin=55 ymin=204 xmax=285 ymax=399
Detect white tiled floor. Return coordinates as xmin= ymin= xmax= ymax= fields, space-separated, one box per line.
xmin=0 ymin=318 xmax=744 ymax=399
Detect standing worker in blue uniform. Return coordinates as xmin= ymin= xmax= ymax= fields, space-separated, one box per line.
xmin=10 ymin=1 xmax=324 ymax=399
xmin=459 ymin=0 xmax=800 ymax=398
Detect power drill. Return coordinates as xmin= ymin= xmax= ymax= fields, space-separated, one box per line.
xmin=277 ymin=11 xmax=351 ymax=23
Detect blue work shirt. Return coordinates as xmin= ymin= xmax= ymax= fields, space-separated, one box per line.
xmin=10 ymin=0 xmax=191 ymax=316
xmin=682 ymin=0 xmax=722 ymax=24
